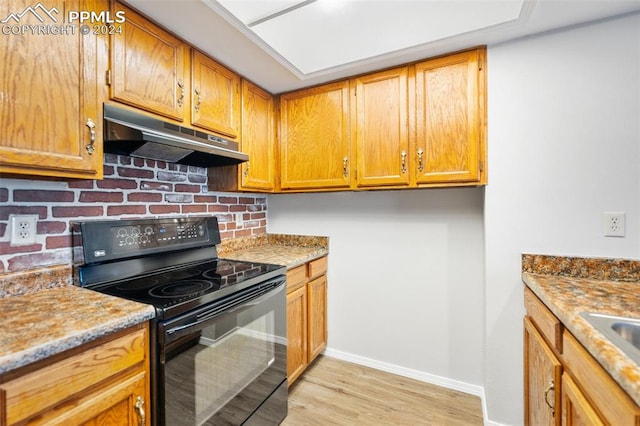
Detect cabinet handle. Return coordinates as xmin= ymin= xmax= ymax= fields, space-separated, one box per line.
xmin=417 ymin=148 xmax=424 ymax=172
xmin=135 ymin=396 xmax=146 ymax=426
xmin=343 ymin=156 xmax=349 ymax=178
xmin=243 ymin=162 xmax=250 ymax=177
xmin=85 ymin=118 xmax=96 ymax=155
xmin=543 ymin=380 xmax=555 ymax=417
xmin=401 ymin=150 xmax=407 ymax=174
xmin=177 ymin=79 xmax=185 ymax=107
xmin=194 ymin=88 xmax=202 ymax=112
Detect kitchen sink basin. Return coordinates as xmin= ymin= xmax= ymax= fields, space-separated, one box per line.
xmin=581 ymin=312 xmax=640 ymax=366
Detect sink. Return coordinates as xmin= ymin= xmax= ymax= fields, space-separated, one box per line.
xmin=580 ymin=312 xmax=640 ymax=366
xmin=611 ymin=322 xmax=640 ymax=347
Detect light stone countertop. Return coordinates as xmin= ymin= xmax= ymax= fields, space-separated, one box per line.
xmin=218 ymin=233 xmax=329 ymax=268
xmin=0 ymin=285 xmax=155 ymax=375
xmin=522 ymin=254 xmax=640 ymax=407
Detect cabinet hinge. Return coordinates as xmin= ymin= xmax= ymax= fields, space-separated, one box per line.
xmin=106 ymin=69 xmax=111 ymax=86
xmin=354 ymin=87 xmax=357 ymax=96
xmin=478 ymin=59 xmax=483 ymax=71
xmin=479 ymin=160 xmax=484 ymax=172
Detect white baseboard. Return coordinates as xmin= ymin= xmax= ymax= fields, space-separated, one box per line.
xmin=321 ymin=347 xmax=512 ymax=426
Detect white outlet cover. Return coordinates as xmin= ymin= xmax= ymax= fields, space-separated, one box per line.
xmin=603 ymin=212 xmax=625 ymax=238
xmin=9 ymin=214 xmax=38 ymax=246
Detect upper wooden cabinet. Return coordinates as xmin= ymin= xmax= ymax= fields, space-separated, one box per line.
xmin=239 ymin=80 xmax=275 ymax=191
xmin=279 ymin=81 xmax=351 ymax=190
xmin=0 ymin=0 xmax=105 ymax=179
xmin=275 ymin=47 xmax=486 ymax=193
xmin=110 ymin=3 xmax=189 ymax=122
xmin=352 ymin=67 xmax=410 ymax=188
xmin=191 ymin=50 xmax=241 ymax=138
xmin=414 ymin=49 xmax=485 ymax=185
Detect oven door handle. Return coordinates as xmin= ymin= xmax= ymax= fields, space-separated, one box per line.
xmin=165 ymin=278 xmax=285 ymax=337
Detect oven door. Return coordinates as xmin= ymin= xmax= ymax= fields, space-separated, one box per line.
xmin=158 ymin=276 xmax=287 ymax=426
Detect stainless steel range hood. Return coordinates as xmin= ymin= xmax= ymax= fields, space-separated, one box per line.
xmin=103 ymin=104 xmax=248 ymax=167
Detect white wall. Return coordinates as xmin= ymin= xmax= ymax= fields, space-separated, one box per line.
xmin=485 ymin=12 xmax=640 ymax=425
xmin=267 ymin=189 xmax=485 ymax=390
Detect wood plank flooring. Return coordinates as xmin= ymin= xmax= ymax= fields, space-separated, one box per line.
xmin=282 ymin=356 xmax=484 ymax=426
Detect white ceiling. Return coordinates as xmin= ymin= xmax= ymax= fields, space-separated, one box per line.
xmin=124 ymin=0 xmax=640 ymax=94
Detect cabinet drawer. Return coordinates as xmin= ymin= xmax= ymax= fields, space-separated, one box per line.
xmin=308 ymin=256 xmax=328 ymax=280
xmin=563 ymin=330 xmax=640 ymax=426
xmin=287 ymin=265 xmax=306 ymax=293
xmin=1 ymin=327 xmax=146 ymax=425
xmin=524 ymin=287 xmax=563 ymax=353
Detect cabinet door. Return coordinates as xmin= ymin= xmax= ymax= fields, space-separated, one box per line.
xmin=110 ymin=3 xmax=188 ymax=121
xmin=307 ymin=275 xmax=327 ymax=362
xmin=0 ymin=0 xmax=104 ymax=179
xmin=279 ymin=81 xmax=351 ymax=190
xmin=524 ymin=317 xmax=562 ymax=426
xmin=191 ymin=50 xmax=241 ymax=138
xmin=561 ymin=373 xmax=604 ymax=426
xmin=287 ymin=285 xmax=308 ymax=384
xmin=55 ymin=372 xmax=148 ymax=426
xmin=240 ymin=80 xmax=274 ymax=191
xmin=353 ymin=67 xmax=410 ymax=188
xmin=414 ymin=49 xmax=483 ymax=184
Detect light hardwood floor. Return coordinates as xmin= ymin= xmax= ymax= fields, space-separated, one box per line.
xmin=282 ymin=356 xmax=484 ymax=425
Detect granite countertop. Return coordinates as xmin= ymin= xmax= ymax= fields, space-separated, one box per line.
xmin=0 ymin=285 xmax=155 ymax=375
xmin=522 ymin=254 xmax=640 ymax=407
xmin=218 ymin=233 xmax=329 ymax=268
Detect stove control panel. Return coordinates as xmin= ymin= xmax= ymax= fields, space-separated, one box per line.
xmin=73 ymin=216 xmax=221 ymax=264
xmin=113 ymin=222 xmax=206 ymax=248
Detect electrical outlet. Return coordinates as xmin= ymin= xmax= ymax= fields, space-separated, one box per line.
xmin=9 ymin=215 xmax=38 ymax=246
xmin=603 ymin=212 xmax=625 ymax=237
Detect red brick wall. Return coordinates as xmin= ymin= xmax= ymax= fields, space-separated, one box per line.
xmin=0 ymin=154 xmax=267 ymax=273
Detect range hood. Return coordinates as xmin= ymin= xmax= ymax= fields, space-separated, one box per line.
xmin=103 ymin=104 xmax=248 ymax=167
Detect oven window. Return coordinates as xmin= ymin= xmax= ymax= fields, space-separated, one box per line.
xmin=163 ymin=291 xmax=286 ymax=425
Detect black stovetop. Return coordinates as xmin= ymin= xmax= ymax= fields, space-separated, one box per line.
xmin=88 ymin=257 xmax=284 ymax=319
xmin=72 ymin=216 xmax=287 ymax=319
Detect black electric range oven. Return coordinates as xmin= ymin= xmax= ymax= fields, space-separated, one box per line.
xmin=72 ymin=216 xmax=288 ymax=426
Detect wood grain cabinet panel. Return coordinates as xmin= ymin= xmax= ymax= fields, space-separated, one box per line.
xmin=287 ymin=285 xmax=308 ymax=385
xmin=524 ymin=317 xmax=562 ymax=426
xmin=110 ymin=3 xmax=188 ymax=121
xmin=191 ymin=50 xmax=241 ymax=138
xmin=0 ymin=324 xmax=150 ymax=426
xmin=562 ymin=331 xmax=640 ymax=426
xmin=414 ymin=49 xmax=484 ymax=185
xmin=0 ymin=0 xmax=105 ymax=179
xmin=561 ymin=372 xmax=604 ymax=426
xmin=307 ymin=275 xmax=328 ymax=362
xmin=352 ymin=67 xmax=410 ymax=188
xmin=279 ymin=82 xmax=351 ymax=190
xmin=239 ymin=79 xmax=275 ymax=191
xmin=286 ymin=256 xmax=328 ymax=385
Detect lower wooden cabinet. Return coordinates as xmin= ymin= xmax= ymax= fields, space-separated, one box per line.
xmin=0 ymin=323 xmax=150 ymax=425
xmin=524 ymin=316 xmax=562 ymax=426
xmin=286 ymin=256 xmax=328 ymax=384
xmin=561 ymin=372 xmax=604 ymax=426
xmin=524 ymin=288 xmax=640 ymax=426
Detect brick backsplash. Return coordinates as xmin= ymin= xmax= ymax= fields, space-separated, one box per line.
xmin=0 ymin=154 xmax=266 ymax=273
